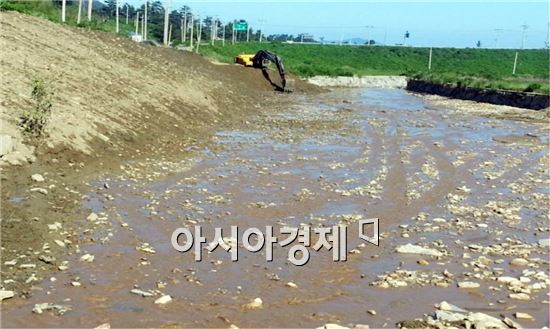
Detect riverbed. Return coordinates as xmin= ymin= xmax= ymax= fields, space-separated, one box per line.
xmin=3 ymin=88 xmax=549 ymax=328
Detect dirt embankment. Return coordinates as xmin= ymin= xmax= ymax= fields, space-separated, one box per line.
xmin=0 ymin=11 xmax=319 ymax=293
xmin=407 ymin=79 xmax=550 ymax=110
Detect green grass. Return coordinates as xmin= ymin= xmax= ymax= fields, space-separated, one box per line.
xmin=200 ymin=42 xmax=549 ymax=94
xmin=0 ymin=0 xmax=135 ymax=35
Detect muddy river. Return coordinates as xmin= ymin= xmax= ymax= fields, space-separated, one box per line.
xmin=3 ymin=89 xmax=549 ymax=328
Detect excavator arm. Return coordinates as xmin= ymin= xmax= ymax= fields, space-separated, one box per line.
xmin=251 ymin=50 xmax=288 ymax=92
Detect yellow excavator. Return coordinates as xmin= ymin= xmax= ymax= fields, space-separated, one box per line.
xmin=235 ymin=50 xmax=294 ymax=92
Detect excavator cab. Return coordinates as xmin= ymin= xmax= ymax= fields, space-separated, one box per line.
xmin=235 ymin=50 xmax=294 ymax=92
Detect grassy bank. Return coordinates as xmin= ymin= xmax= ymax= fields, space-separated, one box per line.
xmin=200 ymin=43 xmax=549 ymax=94
xmin=0 ymin=0 xmax=136 ymax=35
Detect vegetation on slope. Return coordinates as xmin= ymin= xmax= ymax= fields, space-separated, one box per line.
xmin=200 ymin=43 xmax=549 ymax=94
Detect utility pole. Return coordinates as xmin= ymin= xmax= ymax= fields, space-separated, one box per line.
xmin=77 ymin=0 xmax=82 ymax=24
xmin=246 ymin=27 xmax=250 ymax=42
xmin=520 ymin=24 xmax=528 ymax=49
xmin=182 ymin=8 xmax=187 ymax=42
xmin=180 ymin=19 xmax=185 ymax=43
xmin=214 ymin=17 xmax=218 ymax=44
xmin=135 ymin=12 xmax=139 ymax=35
xmin=211 ymin=18 xmax=216 ymax=45
xmin=259 ymin=19 xmax=265 ymax=43
xmin=512 ymin=51 xmax=518 ymax=75
xmin=232 ymin=20 xmax=235 ymax=44
xmin=196 ymin=16 xmax=202 ymax=53
xmin=163 ymin=0 xmax=170 ymax=47
xmin=169 ymin=24 xmax=173 ymax=45
xmin=126 ymin=5 xmax=129 ymax=25
xmin=87 ymin=0 xmax=92 ymax=21
xmin=144 ymin=0 xmax=148 ymax=40
xmin=115 ymin=0 xmax=119 ymax=33
xmin=141 ymin=11 xmax=145 ymax=36
xmin=189 ymin=15 xmax=194 ymax=48
xmin=61 ymin=0 xmax=66 ymax=22
xmin=222 ymin=23 xmax=225 ymax=46
xmin=428 ymin=47 xmax=432 ymax=70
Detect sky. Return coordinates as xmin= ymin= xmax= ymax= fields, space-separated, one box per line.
xmin=124 ymin=1 xmax=549 ymax=48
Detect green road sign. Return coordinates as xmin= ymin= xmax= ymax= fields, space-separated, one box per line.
xmin=234 ymin=21 xmax=248 ymax=31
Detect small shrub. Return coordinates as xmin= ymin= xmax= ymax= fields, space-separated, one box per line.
xmin=334 ymin=66 xmax=354 ymax=77
xmin=524 ymin=83 xmax=541 ymax=93
xmin=20 ymin=79 xmax=52 ymax=137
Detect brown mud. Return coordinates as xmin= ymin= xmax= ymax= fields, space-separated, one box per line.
xmin=2 ymin=88 xmax=549 ymax=328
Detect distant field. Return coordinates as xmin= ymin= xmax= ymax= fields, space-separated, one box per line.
xmin=200 ymin=43 xmax=550 ymax=94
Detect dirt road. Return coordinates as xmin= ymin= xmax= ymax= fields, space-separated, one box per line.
xmin=2 ymin=88 xmax=548 ymax=328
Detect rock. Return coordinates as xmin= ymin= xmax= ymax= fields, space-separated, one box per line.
xmin=54 ymin=240 xmax=66 ymax=248
xmin=514 ymin=312 xmax=533 ymax=320
xmin=503 ymin=317 xmax=523 ymax=329
xmin=244 ymin=297 xmax=263 ymax=309
xmin=396 ymin=243 xmax=443 ymax=257
xmin=457 ymin=281 xmax=480 ymax=289
xmin=94 ymin=324 xmax=111 ymax=329
xmin=286 ymin=282 xmax=298 ymax=288
xmin=30 ymin=187 xmax=48 ymax=195
xmin=154 ymin=295 xmax=172 ymax=304
xmin=498 ymin=276 xmax=520 ymax=285
xmin=510 ymin=258 xmax=529 ymax=267
xmin=509 ymin=293 xmax=530 ymax=301
xmin=80 ymin=254 xmax=94 ymax=262
xmin=31 ymin=174 xmax=45 ymax=182
xmin=367 ymin=309 xmax=376 ymax=315
xmin=48 ymin=222 xmax=62 ymax=231
xmin=130 ymin=289 xmax=154 ymax=297
xmin=137 ymin=243 xmax=156 ymax=254
xmin=0 ymin=290 xmax=15 ymax=301
xmin=19 ymin=263 xmax=36 ymax=269
xmin=417 ymin=259 xmax=429 ymax=266
xmin=538 ymin=239 xmax=550 ymax=247
xmin=71 ymin=281 xmax=81 ymax=287
xmin=87 ymin=213 xmax=99 ymax=221
xmin=316 ymin=324 xmax=350 ymax=329
xmin=0 ymin=134 xmax=15 ymax=156
xmin=38 ymin=255 xmax=56 ymax=264
xmin=435 ymin=310 xmax=467 ymax=322
xmin=32 ymin=303 xmax=71 ymax=315
xmin=438 ymin=301 xmax=467 ymax=313
xmin=468 ymin=312 xmax=508 ymax=329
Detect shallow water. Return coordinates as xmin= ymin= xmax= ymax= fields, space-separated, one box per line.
xmin=3 ymin=89 xmax=549 ymax=328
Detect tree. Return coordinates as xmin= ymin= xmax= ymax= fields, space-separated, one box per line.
xmin=476 ymin=40 xmax=482 ymax=48
xmin=102 ymin=0 xmax=116 ymax=16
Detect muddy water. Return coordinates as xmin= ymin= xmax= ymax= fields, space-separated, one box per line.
xmin=3 ymin=89 xmax=549 ymax=328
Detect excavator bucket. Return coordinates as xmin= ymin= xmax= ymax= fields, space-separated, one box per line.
xmin=284 ymin=78 xmax=295 ymax=93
